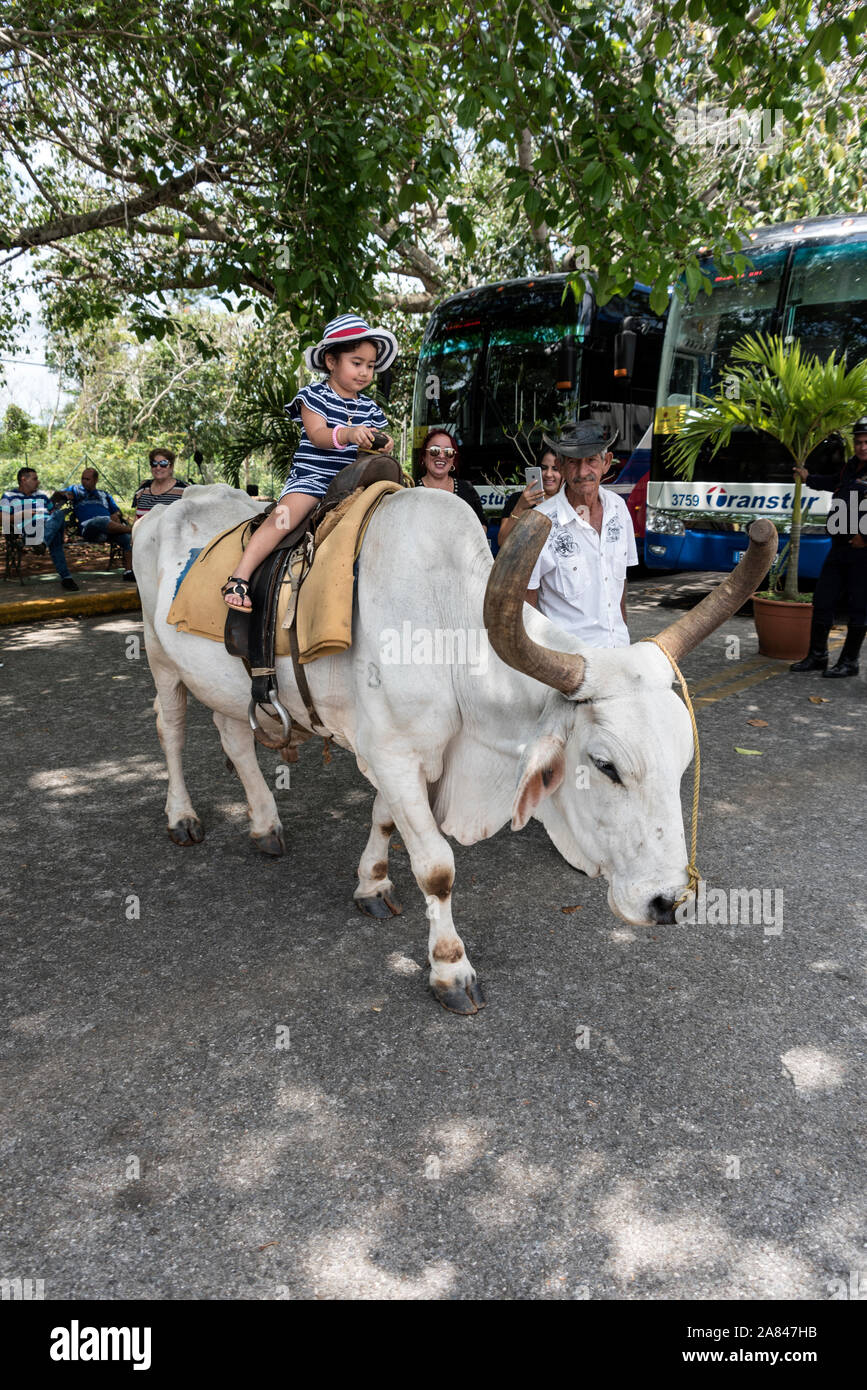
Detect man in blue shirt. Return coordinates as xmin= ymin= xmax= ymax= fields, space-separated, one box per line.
xmin=56 ymin=467 xmax=134 ymax=580
xmin=1 ymin=467 xmax=78 ymax=589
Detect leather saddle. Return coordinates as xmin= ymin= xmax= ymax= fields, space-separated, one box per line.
xmin=225 ymin=448 xmax=405 ymax=750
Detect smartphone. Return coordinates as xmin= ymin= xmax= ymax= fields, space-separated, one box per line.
xmin=525 ymin=466 xmax=543 ymax=492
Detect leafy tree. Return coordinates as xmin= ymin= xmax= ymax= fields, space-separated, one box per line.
xmin=2 ymin=0 xmax=865 ymax=335
xmin=4 ymin=402 xmax=31 ymax=439
xmin=47 ymin=308 xmax=264 ymax=469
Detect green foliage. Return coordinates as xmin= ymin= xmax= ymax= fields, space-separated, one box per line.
xmin=0 ymin=431 xmax=173 ymax=505
xmin=220 ymin=371 xmax=303 ymax=491
xmin=47 ymin=307 xmax=264 ymax=470
xmin=4 ymin=402 xmax=32 ymax=438
xmin=668 ymin=334 xmax=867 ymax=599
xmin=2 ymin=1 xmax=865 ymax=338
xmin=1 ymin=0 xmax=458 ymax=335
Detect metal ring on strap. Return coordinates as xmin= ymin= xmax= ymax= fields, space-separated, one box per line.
xmin=247 ymin=691 xmax=293 ymax=749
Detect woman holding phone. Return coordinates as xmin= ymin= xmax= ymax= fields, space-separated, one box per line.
xmin=497 ymin=448 xmax=561 ymax=545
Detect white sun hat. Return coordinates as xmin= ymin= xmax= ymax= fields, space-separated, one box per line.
xmin=305 ymin=313 xmax=398 ymax=373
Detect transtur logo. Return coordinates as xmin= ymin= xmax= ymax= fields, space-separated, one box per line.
xmin=708 ymin=486 xmax=727 ymax=506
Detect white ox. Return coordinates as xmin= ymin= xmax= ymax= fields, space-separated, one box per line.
xmin=135 ymin=484 xmax=774 ymax=1014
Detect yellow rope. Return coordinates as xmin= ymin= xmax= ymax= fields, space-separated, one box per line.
xmin=641 ymin=636 xmax=702 ymax=907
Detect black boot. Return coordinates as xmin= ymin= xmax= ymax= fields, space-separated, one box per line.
xmin=790 ymin=618 xmax=831 ymax=672
xmin=823 ymin=624 xmax=866 ymax=678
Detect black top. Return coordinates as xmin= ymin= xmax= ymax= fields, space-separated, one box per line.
xmin=419 ymin=476 xmax=488 ymax=527
xmin=806 ymin=457 xmax=867 ymax=545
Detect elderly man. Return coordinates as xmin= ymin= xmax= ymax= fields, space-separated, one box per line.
xmin=55 ymin=467 xmax=134 ymax=581
xmin=1 ymin=467 xmax=78 ymax=590
xmin=525 ymin=421 xmax=638 ymax=647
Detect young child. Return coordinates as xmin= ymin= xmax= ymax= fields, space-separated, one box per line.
xmin=222 ymin=312 xmax=397 ymax=609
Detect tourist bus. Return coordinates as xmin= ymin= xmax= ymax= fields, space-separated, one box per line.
xmin=646 ymin=214 xmax=867 ymax=578
xmin=411 ymin=273 xmax=666 ymax=505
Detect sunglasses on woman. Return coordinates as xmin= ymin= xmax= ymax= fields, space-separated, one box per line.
xmin=151 ymin=460 xmax=171 ymax=467
xmin=426 ymin=446 xmax=456 ymax=458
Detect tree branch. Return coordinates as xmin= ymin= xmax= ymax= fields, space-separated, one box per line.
xmin=371 ymin=219 xmax=447 ymax=293
xmin=377 ymin=290 xmax=436 ymax=313
xmin=1 ymin=161 xmax=224 ymax=250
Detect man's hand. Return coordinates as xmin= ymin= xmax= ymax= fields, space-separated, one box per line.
xmin=793 ymin=466 xmax=809 ymax=483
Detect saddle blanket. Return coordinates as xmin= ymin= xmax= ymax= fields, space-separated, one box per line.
xmin=166 ymin=480 xmax=401 ymax=662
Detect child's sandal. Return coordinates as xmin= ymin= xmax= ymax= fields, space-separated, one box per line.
xmin=221 ymin=575 xmax=252 ymax=611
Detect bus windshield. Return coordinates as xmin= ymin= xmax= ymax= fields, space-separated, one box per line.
xmin=481 ymin=321 xmax=579 ymax=447
xmin=415 ymin=280 xmax=584 ymax=450
xmin=415 ymin=322 xmax=483 ymax=444
xmin=657 ymin=247 xmax=787 ymax=409
xmin=783 ymin=240 xmax=867 ymax=360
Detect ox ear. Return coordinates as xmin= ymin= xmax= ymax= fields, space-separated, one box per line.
xmin=511 ymin=733 xmax=567 ymax=831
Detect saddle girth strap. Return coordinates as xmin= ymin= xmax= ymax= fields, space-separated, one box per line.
xmin=248 ymin=545 xmax=295 ymax=707
xmin=288 ymin=606 xmax=327 ymax=734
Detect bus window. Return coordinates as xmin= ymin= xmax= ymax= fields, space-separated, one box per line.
xmin=668 ymin=353 xmax=698 ymax=404
xmin=414 ymin=326 xmax=483 ymax=442
xmin=656 ymin=248 xmax=787 ymax=408
xmin=782 ymin=242 xmax=867 ymax=361
xmin=482 ymin=325 xmax=571 ymax=447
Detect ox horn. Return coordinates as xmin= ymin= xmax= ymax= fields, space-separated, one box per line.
xmin=651 ymin=518 xmax=778 ymax=664
xmin=483 ymin=510 xmax=586 ymax=695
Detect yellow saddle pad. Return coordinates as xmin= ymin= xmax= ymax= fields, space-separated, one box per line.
xmin=295 ymin=479 xmax=401 ymax=663
xmin=166 ymin=481 xmax=400 ymax=660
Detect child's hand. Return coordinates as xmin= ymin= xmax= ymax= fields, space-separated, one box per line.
xmin=348 ymin=425 xmax=376 ymax=448
xmin=381 ymin=434 xmax=395 ymax=454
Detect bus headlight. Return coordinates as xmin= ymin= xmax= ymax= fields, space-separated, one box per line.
xmin=647 ymin=507 xmax=685 ymax=536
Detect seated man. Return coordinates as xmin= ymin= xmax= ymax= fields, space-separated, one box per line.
xmin=1 ymin=467 xmax=78 ymax=590
xmin=56 ymin=467 xmax=134 ymax=581
xmin=525 ymin=421 xmax=638 ymax=648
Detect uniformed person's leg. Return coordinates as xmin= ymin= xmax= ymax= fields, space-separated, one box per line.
xmin=824 ymin=546 xmax=867 ymax=678
xmin=790 ymin=548 xmax=841 ymax=672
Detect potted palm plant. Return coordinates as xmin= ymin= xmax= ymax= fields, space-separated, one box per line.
xmin=668 ymin=334 xmax=867 ymax=660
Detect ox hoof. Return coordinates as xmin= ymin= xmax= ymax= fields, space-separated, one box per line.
xmin=355 ymin=891 xmax=403 ymax=919
xmin=252 ymin=828 xmax=285 ymax=857
xmin=168 ymin=817 xmax=205 ymax=846
xmin=431 ymin=976 xmax=486 ymax=1016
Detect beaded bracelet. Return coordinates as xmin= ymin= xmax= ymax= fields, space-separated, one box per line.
xmin=332 ymin=425 xmax=350 ymax=450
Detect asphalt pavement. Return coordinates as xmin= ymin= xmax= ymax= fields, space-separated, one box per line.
xmin=0 ymin=573 xmax=864 ymax=1300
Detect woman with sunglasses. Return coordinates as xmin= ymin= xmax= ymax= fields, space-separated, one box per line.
xmin=415 ymin=430 xmax=486 ymax=526
xmin=132 ymin=448 xmax=189 ymax=519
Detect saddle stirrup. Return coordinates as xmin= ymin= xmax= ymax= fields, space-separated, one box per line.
xmin=248 ymin=667 xmax=292 ymax=748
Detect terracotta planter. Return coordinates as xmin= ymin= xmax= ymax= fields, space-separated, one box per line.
xmin=752 ymin=595 xmax=813 ymax=661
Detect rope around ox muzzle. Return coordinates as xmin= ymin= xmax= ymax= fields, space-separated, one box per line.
xmin=641 ymin=636 xmax=701 ymax=911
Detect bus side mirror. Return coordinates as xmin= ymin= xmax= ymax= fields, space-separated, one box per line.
xmin=555 ymin=336 xmax=577 ymax=390
xmin=614 ymin=319 xmax=637 ymax=382
xmin=378 ymin=366 xmax=394 ymax=403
